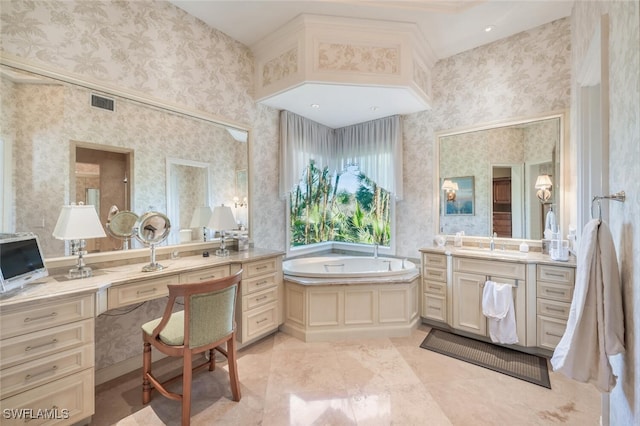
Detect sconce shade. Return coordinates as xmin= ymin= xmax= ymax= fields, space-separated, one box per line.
xmin=189 ymin=206 xmax=212 ymax=228
xmin=208 ymin=205 xmax=237 ymax=231
xmin=535 ymin=174 xmax=553 ymax=189
xmin=442 ymin=180 xmax=458 ymax=191
xmin=53 ymin=204 xmax=106 ymax=240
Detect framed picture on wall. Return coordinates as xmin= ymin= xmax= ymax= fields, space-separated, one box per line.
xmin=442 ymin=176 xmax=475 ymax=215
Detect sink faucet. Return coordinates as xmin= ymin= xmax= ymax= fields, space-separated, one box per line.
xmin=373 ymin=243 xmax=379 ymax=259
xmin=490 ymin=232 xmax=496 ymax=251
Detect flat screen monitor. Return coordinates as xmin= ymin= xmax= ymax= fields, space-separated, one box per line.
xmin=0 ymin=233 xmax=48 ymax=293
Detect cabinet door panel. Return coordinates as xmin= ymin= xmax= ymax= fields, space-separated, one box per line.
xmin=452 ymin=273 xmax=486 ymax=336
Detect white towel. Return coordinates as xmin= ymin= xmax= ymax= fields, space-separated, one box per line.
xmin=550 ymin=219 xmax=625 ymax=393
xmin=482 ymin=280 xmax=518 ymax=344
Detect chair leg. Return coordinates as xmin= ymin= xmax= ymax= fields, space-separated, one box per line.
xmin=226 ymin=336 xmax=241 ymax=401
xmin=208 ymin=348 xmax=215 ymax=371
xmin=182 ymin=351 xmax=193 ymax=425
xmin=142 ymin=341 xmax=152 ymax=404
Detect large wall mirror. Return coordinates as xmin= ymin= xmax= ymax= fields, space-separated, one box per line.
xmin=437 ymin=112 xmax=567 ymax=241
xmin=0 ymin=64 xmax=250 ymax=258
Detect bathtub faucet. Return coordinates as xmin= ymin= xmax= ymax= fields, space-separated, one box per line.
xmin=373 ymin=243 xmax=379 ymax=259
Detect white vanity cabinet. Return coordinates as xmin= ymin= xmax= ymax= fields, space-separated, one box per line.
xmin=0 ymin=294 xmax=95 ymax=425
xmin=452 ymin=257 xmax=526 ymax=343
xmin=232 ymin=255 xmax=283 ymax=347
xmin=536 ymin=264 xmax=575 ymax=350
xmin=421 ymin=252 xmax=448 ymax=322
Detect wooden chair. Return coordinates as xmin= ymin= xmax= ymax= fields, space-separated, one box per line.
xmin=142 ymin=270 xmax=242 ymax=425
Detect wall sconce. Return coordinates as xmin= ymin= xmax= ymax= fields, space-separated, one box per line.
xmin=189 ymin=206 xmax=212 ymax=241
xmin=233 ymin=196 xmax=248 ymax=208
xmin=442 ymin=180 xmax=459 ymax=201
xmin=535 ymin=174 xmax=553 ymax=203
xmin=208 ymin=205 xmax=237 ymax=256
xmin=53 ymin=203 xmax=106 ymax=279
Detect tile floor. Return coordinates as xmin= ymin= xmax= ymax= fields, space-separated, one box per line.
xmin=92 ymin=325 xmax=600 ymax=425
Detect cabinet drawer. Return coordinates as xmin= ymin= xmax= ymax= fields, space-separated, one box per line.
xmin=1 ymin=295 xmax=94 ymax=340
xmin=243 ymin=259 xmax=277 ymax=278
xmin=422 ymin=294 xmax=446 ymax=322
xmin=537 ymin=265 xmax=574 ymax=285
xmin=180 ymin=265 xmax=230 ymax=283
xmin=537 ymin=299 xmax=571 ymax=320
xmin=0 ymin=319 xmax=94 ymax=370
xmin=242 ymin=286 xmax=278 ymax=311
xmin=242 ymin=273 xmax=277 ymax=295
xmin=423 ymin=280 xmax=446 ymax=296
xmin=423 ymin=267 xmax=446 ymax=283
xmin=0 ymin=368 xmax=94 ymax=426
xmin=423 ymin=253 xmax=447 ymax=268
xmin=537 ymin=316 xmax=567 ymax=350
xmin=243 ymin=302 xmax=278 ymax=341
xmin=537 ymin=280 xmax=573 ymax=302
xmin=107 ymin=275 xmax=179 ymax=309
xmin=0 ymin=344 xmax=94 ymax=399
xmin=453 ymin=257 xmax=525 ymax=280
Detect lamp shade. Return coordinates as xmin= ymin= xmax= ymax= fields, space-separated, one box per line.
xmin=53 ymin=204 xmax=106 ymax=240
xmin=208 ymin=205 xmax=237 ymax=231
xmin=189 ymin=206 xmax=212 ymax=228
xmin=535 ymin=174 xmax=552 ymax=189
xmin=442 ymin=180 xmax=458 ymax=191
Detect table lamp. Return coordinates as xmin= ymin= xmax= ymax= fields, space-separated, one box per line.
xmin=53 ymin=203 xmax=106 ymax=278
xmin=208 ymin=205 xmax=237 ymax=256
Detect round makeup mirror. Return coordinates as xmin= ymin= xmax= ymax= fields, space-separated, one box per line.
xmin=106 ymin=208 xmax=138 ymax=249
xmin=134 ymin=211 xmax=171 ymax=272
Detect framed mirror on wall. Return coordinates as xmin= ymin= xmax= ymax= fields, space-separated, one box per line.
xmin=436 ymin=111 xmax=568 ymax=242
xmin=0 ymin=63 xmax=251 ymax=259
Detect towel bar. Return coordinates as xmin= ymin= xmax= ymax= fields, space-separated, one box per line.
xmin=486 ymin=276 xmax=518 ymax=288
xmin=591 ymin=191 xmax=626 ymax=221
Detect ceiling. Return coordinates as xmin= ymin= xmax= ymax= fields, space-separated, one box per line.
xmin=169 ymin=0 xmax=574 ymax=127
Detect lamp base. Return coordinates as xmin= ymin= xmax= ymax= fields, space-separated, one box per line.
xmin=68 ymin=265 xmax=93 ymax=279
xmin=215 ymin=248 xmax=229 ymax=257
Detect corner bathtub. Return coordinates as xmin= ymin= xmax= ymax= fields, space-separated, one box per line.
xmin=281 ymin=256 xmax=420 ymax=342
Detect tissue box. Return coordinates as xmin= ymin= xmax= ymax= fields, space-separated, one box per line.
xmin=234 ymin=236 xmax=249 ymax=251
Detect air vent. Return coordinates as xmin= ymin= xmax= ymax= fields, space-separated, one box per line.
xmin=90 ymin=94 xmax=115 ymax=111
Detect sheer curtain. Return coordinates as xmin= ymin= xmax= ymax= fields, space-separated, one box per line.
xmin=336 ymin=115 xmax=403 ymax=200
xmin=279 ymin=111 xmax=403 ymax=199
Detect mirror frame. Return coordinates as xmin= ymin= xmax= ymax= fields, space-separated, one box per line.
xmin=434 ymin=110 xmax=570 ymax=243
xmin=1 ymin=55 xmax=252 ymax=268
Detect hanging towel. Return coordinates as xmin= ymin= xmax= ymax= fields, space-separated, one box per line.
xmin=550 ymin=219 xmax=625 ymax=393
xmin=482 ymin=280 xmax=518 ymax=344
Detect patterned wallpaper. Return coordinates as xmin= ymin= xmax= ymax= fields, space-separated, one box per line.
xmin=317 ymin=43 xmax=400 ymax=74
xmin=571 ymin=2 xmax=639 ymax=424
xmin=399 ymin=17 xmax=571 ymax=257
xmin=262 ymin=47 xmax=298 ymax=87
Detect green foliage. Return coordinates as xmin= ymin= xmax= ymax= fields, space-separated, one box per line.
xmin=289 ymin=161 xmax=391 ymax=247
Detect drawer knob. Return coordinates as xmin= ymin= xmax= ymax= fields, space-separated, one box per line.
xmin=256 ymin=317 xmax=268 ymax=324
xmin=546 ymin=307 xmax=566 ymax=313
xmin=545 ymin=331 xmax=564 ymax=338
xmin=24 ymin=312 xmax=57 ymax=323
xmin=200 ymin=275 xmax=218 ymax=280
xmin=256 ymin=265 xmax=268 ymax=270
xmin=25 ymin=339 xmax=58 ymax=352
xmin=137 ymin=287 xmax=157 ymax=295
xmin=256 ymin=280 xmax=268 ymax=286
xmin=256 ymin=295 xmax=268 ymax=302
xmin=25 ymin=365 xmax=58 ymax=381
xmin=547 ymin=289 xmax=565 ymax=295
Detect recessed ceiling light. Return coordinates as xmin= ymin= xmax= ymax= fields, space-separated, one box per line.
xmin=485 ymin=25 xmax=495 ymax=33
xmin=371 ymin=106 xmax=379 ymax=111
xmin=310 ymin=104 xmax=320 ymax=109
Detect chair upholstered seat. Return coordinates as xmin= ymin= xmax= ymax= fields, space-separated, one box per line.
xmin=142 ymin=270 xmax=242 ymax=425
xmin=141 ymin=311 xmax=185 ymax=346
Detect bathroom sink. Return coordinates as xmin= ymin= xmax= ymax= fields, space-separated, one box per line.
xmin=456 ymin=247 xmax=529 ymax=259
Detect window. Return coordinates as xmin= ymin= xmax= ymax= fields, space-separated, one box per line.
xmin=289 ymin=162 xmax=391 ymax=248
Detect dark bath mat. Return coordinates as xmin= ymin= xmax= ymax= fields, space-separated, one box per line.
xmin=420 ymin=328 xmax=551 ymax=389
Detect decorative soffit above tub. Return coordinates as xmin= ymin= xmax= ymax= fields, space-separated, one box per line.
xmin=251 ymin=14 xmax=435 ymax=128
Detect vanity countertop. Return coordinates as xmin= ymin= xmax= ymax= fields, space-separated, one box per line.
xmin=420 ymin=245 xmax=576 ymax=267
xmin=0 ymin=247 xmax=284 ymax=309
